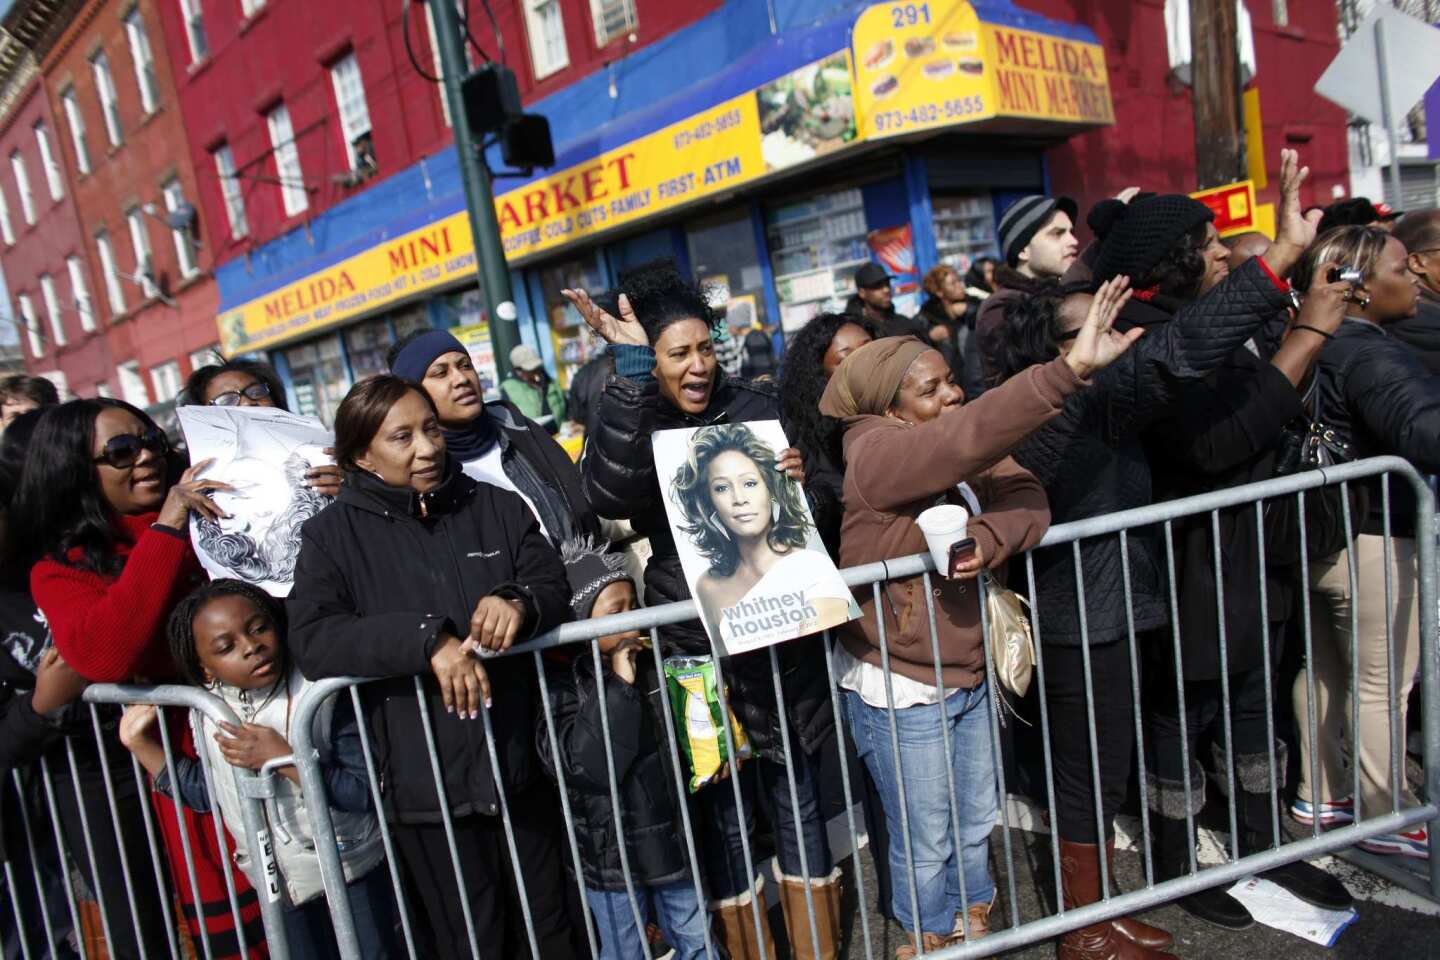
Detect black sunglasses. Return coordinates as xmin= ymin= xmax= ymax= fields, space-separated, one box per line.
xmin=94 ymin=429 xmax=169 ymax=470
xmin=210 ymin=382 xmax=271 ymax=407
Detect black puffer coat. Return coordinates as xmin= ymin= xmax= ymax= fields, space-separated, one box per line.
xmin=582 ymin=370 xmax=834 ymax=761
xmin=1314 ymin=317 xmax=1440 ymax=537
xmin=537 ymin=651 xmax=689 ymax=889
xmin=1143 ymin=347 xmax=1305 ymax=681
xmin=288 ymin=464 xmax=571 ymax=823
xmin=1012 ymin=257 xmax=1292 ymax=646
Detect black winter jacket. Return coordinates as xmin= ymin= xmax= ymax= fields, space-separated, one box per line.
xmin=843 ymin=296 xmax=928 ymax=341
xmin=582 ymin=370 xmax=835 ymax=761
xmin=537 ymin=652 xmax=689 ymax=889
xmin=1314 ymin=318 xmax=1440 ymax=537
xmin=1012 ymin=258 xmax=1293 ymax=647
xmin=567 ymin=352 xmax=614 ymax=439
xmin=288 ymin=465 xmax=571 ymax=823
xmin=1143 ymin=347 xmax=1305 ymax=681
xmin=489 ymin=398 xmax=600 ymax=545
xmin=1386 ymin=291 xmax=1440 ymax=376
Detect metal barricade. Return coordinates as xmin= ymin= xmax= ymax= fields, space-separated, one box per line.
xmin=2 ymin=684 xmax=291 ymax=960
xmin=271 ymin=456 xmax=1438 ymax=958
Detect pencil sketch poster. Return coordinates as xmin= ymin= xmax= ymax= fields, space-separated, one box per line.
xmin=177 ymin=405 xmax=334 ymax=597
xmin=653 ymin=419 xmax=859 ymax=656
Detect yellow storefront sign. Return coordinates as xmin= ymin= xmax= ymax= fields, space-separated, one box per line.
xmin=218 ymin=211 xmax=476 ymax=354
xmin=495 ymin=51 xmax=856 ymax=262
xmin=853 ymin=0 xmax=1112 ymax=139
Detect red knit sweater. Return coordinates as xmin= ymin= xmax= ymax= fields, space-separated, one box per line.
xmin=30 ymin=512 xmax=205 ymax=682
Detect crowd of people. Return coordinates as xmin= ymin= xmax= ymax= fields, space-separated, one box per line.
xmin=0 ymin=143 xmax=1436 ymax=960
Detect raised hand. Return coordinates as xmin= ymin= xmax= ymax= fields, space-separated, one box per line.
xmin=1063 ymin=276 xmax=1144 ymax=380
xmin=1262 ymin=149 xmax=1320 ymax=277
xmin=560 ymin=288 xmax=648 ymax=347
xmin=158 ymin=458 xmax=236 ymax=528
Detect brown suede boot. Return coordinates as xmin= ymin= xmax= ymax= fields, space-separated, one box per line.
xmin=1056 ymin=840 xmax=1177 ymax=960
xmin=1106 ymin=839 xmax=1174 ymax=950
xmin=712 ymin=874 xmax=776 ymax=960
xmin=895 ymin=930 xmax=953 ymax=960
xmin=773 ymin=863 xmax=842 ymax=960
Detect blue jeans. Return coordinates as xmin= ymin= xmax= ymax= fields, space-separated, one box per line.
xmin=585 ymin=881 xmax=708 ymax=960
xmin=281 ymin=867 xmax=399 ymax=960
xmin=844 ymin=685 xmax=998 ymax=937
xmin=695 ymin=751 xmax=833 ymax=900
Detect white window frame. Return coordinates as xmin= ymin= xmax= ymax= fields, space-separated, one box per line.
xmin=61 ymin=88 xmax=90 ymax=175
xmin=179 ymin=0 xmax=208 ymax=63
xmin=240 ymin=0 xmax=265 ymax=17
xmin=126 ymin=208 xmax=157 ymax=298
xmin=117 ymin=360 xmax=148 ymax=407
xmin=150 ymin=360 xmax=181 ymax=402
xmin=329 ymin=53 xmax=373 ymax=171
xmin=424 ymin=2 xmax=452 ymax=125
xmin=189 ymin=344 xmax=219 ymax=370
xmin=66 ymin=255 xmax=95 ymax=332
xmin=18 ymin=294 xmax=42 ymax=358
xmin=95 ymin=381 xmax=113 ymax=398
xmin=95 ymin=229 xmax=126 ymax=314
xmin=91 ymin=51 xmax=124 ymax=147
xmin=212 ymin=143 xmax=248 ymax=239
xmin=590 ymin=0 xmax=637 ymax=47
xmin=123 ymin=9 xmax=160 ymax=115
xmin=265 ymin=103 xmax=308 ymax=217
xmin=33 ymin=121 xmax=64 ymax=202
xmin=522 ymin=0 xmax=569 ymax=80
xmin=39 ymin=274 xmax=65 ymax=347
xmin=162 ymin=178 xmax=199 ymax=278
xmin=10 ymin=151 xmax=35 ymax=225
xmin=0 ymin=183 xmax=14 ymax=245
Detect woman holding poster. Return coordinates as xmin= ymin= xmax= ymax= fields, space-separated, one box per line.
xmin=564 ymin=260 xmax=842 ymax=960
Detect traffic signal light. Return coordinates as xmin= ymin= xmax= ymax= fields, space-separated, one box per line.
xmin=460 ymin=63 xmax=554 ymax=172
xmin=501 ymin=114 xmax=555 ymax=170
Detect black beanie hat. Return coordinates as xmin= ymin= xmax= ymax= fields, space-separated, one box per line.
xmin=1093 ymin=194 xmax=1215 ymax=284
xmin=561 ymin=536 xmax=633 ymax=620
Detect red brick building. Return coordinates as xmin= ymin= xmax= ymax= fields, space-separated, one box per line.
xmin=0 ymin=51 xmax=109 ymax=398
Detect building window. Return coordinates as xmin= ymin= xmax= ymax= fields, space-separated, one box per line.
xmin=9 ymin=152 xmax=35 ymax=225
xmin=91 ymin=51 xmax=124 ymax=146
xmin=424 ymin=2 xmax=452 ymax=125
xmin=240 ymin=0 xmax=265 ymax=15
xmin=212 ymin=143 xmax=248 ymax=239
xmin=39 ymin=274 xmax=65 ymax=347
xmin=163 ymin=178 xmax=199 ymax=278
xmin=179 ymin=0 xmax=208 ymax=63
xmin=117 ymin=360 xmax=148 ymax=406
xmin=189 ymin=344 xmax=219 ymax=370
xmin=266 ymin=103 xmax=308 ymax=216
xmin=33 ymin=121 xmax=64 ymax=201
xmin=523 ymin=0 xmax=569 ymax=79
xmin=123 ymin=10 xmax=160 ymax=114
xmin=95 ymin=229 xmax=126 ymax=314
xmin=150 ymin=360 xmax=181 ymax=402
xmin=125 ymin=209 xmax=157 ymax=298
xmin=66 ymin=255 xmax=96 ymax=332
xmin=0 ymin=184 xmax=13 ymax=244
xmin=95 ymin=381 xmax=112 ymax=397
xmin=1272 ymin=0 xmax=1288 ymax=27
xmin=61 ymin=88 xmax=90 ymax=175
xmin=590 ymin=0 xmax=636 ymax=46
xmin=18 ymin=294 xmax=41 ymax=357
xmin=329 ymin=53 xmax=374 ymax=172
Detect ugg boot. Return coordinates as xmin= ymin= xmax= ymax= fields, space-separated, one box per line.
xmin=1056 ymin=841 xmax=1178 ymax=960
xmin=1231 ymin=743 xmax=1353 ymax=911
xmin=773 ymin=862 xmax=842 ymax=960
xmin=950 ymin=894 xmax=993 ymax=942
xmin=895 ymin=930 xmax=952 ymax=960
xmin=1104 ymin=839 xmax=1173 ymax=949
xmin=1148 ymin=759 xmax=1253 ymax=930
xmin=712 ymin=874 xmax=776 ymax=960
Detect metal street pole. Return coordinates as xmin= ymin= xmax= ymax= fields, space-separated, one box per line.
xmin=430 ymin=0 xmax=520 ymax=383
xmin=1373 ymin=16 xmax=1406 ymax=211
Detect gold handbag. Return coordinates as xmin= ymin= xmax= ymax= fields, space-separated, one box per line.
xmin=983 ymin=572 xmax=1035 ymax=705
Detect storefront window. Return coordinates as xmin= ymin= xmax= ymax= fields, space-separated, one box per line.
xmin=765 ymin=187 xmax=868 ymax=335
xmin=345 ymin=315 xmax=402 ymax=381
xmin=931 ymin=193 xmax=998 ymax=274
xmin=537 ymin=255 xmax=606 ymax=390
xmin=285 ymin=334 xmax=350 ymax=427
xmin=433 ymin=287 xmax=499 ymax=396
xmin=686 ymin=210 xmax=769 ymax=336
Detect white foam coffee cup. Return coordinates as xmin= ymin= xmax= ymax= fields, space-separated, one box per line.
xmin=916 ymin=504 xmax=969 ymax=577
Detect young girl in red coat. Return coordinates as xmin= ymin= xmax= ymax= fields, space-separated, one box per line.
xmin=14 ymin=398 xmax=268 ymax=959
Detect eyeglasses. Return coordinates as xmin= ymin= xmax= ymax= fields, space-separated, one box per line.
xmin=209 ymin=382 xmax=271 ymax=407
xmin=93 ymin=429 xmax=169 ymax=470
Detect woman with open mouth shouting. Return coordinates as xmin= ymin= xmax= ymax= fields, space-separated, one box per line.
xmin=564 ymin=259 xmax=843 ymax=960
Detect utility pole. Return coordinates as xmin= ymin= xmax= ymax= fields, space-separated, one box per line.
xmin=1190 ymin=0 xmax=1247 ymax=189
xmin=429 ymin=0 xmax=520 ymax=381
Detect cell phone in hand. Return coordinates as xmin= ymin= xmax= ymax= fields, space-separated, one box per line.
xmin=948 ymin=537 xmax=977 ymax=578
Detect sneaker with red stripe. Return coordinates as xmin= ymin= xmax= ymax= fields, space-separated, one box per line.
xmin=1359 ymin=826 xmax=1430 ymax=859
xmin=1291 ymin=796 xmax=1354 ymax=827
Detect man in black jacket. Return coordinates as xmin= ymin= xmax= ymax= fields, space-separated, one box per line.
xmin=844 ymin=262 xmax=926 ymax=339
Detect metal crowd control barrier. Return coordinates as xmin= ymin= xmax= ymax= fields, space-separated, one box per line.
xmin=5 ymin=456 xmax=1433 ymax=960
xmin=1 ymin=684 xmax=291 ymax=960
